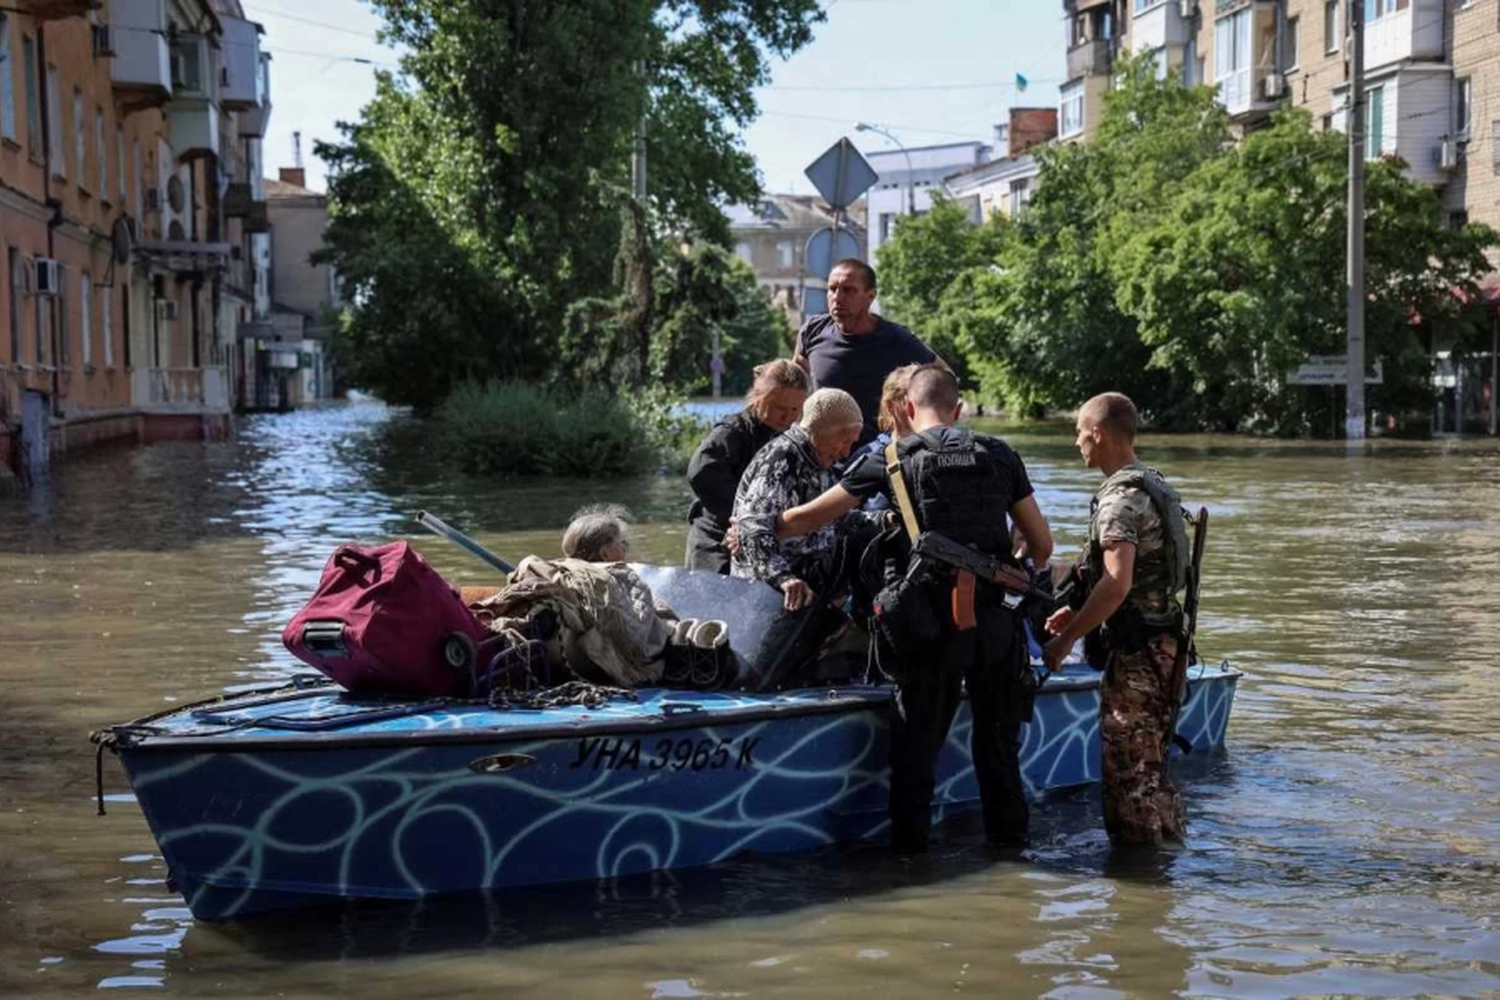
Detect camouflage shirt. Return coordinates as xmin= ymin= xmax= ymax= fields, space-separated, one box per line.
xmin=1091 ymin=461 xmax=1176 ymax=615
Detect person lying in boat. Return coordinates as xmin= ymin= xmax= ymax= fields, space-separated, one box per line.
xmin=730 ymin=387 xmax=870 ymax=612
xmin=685 ymin=359 xmax=810 ymax=574
xmin=471 ymin=505 xmax=678 ymax=689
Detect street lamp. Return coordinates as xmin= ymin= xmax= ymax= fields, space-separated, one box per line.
xmin=856 ymin=122 xmax=915 ymax=217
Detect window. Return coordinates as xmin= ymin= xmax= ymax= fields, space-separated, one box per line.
xmin=1008 ymin=178 xmax=1030 ymax=218
xmin=45 ymin=64 xmax=62 ymax=177
xmin=776 ymin=241 xmax=794 ymax=268
xmin=1149 ymin=47 xmax=1168 ymax=81
xmin=132 ymin=138 xmax=142 ymax=217
xmin=733 ymin=242 xmax=751 ymax=263
xmin=1448 ymin=211 xmax=1469 ymax=231
xmin=1134 ymin=0 xmax=1165 ymax=11
xmin=1364 ymin=0 xmax=1410 ymax=22
xmin=169 ymin=35 xmax=205 ymax=95
xmin=0 ymin=15 xmax=15 ymax=142
xmin=1060 ymin=81 xmax=1085 ymax=138
xmin=101 ymin=284 xmax=113 ymax=367
xmin=80 ymin=271 xmax=92 ymax=366
xmin=1215 ymin=8 xmax=1252 ymax=111
xmin=95 ymin=107 xmax=106 ymax=196
xmin=7 ymin=248 xmax=20 ymax=364
xmin=1367 ymin=85 xmax=1385 ymax=157
xmin=72 ymin=87 xmax=85 ymax=190
xmin=116 ymin=126 xmax=126 ymax=203
xmin=1455 ymin=78 xmax=1472 ymax=139
xmin=1282 ymin=16 xmax=1300 ymax=72
xmin=22 ymin=35 xmax=38 ymax=158
xmin=1325 ymin=1 xmax=1341 ymax=53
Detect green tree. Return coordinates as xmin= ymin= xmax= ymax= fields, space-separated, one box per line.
xmin=874 ymin=197 xmax=1011 ymax=389
xmin=951 ymin=53 xmax=1498 ymax=432
xmin=319 ymin=0 xmax=822 ymax=409
xmin=652 ymin=244 xmax=789 ymax=395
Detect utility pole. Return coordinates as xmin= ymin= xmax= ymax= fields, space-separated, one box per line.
xmin=631 ymin=62 xmax=647 ymax=203
xmin=1345 ymin=0 xmax=1367 ymax=441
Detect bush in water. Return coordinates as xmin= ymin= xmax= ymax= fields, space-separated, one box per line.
xmin=433 ymin=381 xmax=707 ymax=477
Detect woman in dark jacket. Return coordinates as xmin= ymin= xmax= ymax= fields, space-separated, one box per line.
xmin=684 ymin=359 xmax=809 ymax=573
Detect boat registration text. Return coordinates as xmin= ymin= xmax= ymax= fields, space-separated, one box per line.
xmin=571 ymin=736 xmax=760 ymax=772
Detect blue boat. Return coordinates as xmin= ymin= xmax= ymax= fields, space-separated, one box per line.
xmin=97 ymin=566 xmax=1240 ymax=921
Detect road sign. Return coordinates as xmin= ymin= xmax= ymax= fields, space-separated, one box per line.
xmin=1286 ymin=355 xmax=1384 ymax=385
xmin=802 ymin=286 xmax=828 ymax=317
xmin=804 ymin=227 xmax=863 ymax=281
xmin=804 ymin=138 xmax=878 ymax=210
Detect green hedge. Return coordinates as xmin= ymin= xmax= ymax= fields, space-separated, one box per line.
xmin=432 ymin=381 xmax=706 ymax=477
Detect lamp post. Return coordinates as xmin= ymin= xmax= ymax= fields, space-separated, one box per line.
xmin=856 ymin=122 xmax=915 ymax=217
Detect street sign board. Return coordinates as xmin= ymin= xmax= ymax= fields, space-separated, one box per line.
xmin=804 ymin=227 xmax=864 ymax=281
xmin=804 ymin=138 xmax=878 ymax=210
xmin=802 ymin=286 xmax=828 ymax=318
xmin=1286 ymin=355 xmax=1384 ymax=385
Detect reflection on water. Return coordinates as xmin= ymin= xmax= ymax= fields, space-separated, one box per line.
xmin=1 ymin=401 xmax=1497 ymax=997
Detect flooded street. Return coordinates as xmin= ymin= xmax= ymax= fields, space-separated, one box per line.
xmin=2 ymin=400 xmax=1497 ymax=997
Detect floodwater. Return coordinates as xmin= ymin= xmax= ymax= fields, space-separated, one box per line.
xmin=2 ymin=400 xmax=1497 ymax=998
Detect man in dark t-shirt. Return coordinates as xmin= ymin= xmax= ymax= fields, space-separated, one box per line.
xmin=794 ymin=259 xmax=936 ymax=447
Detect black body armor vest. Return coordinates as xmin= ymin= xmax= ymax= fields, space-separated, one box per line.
xmin=895 ymin=428 xmax=1013 ymax=558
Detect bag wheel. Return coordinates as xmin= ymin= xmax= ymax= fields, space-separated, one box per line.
xmin=443 ymin=632 xmax=477 ymax=672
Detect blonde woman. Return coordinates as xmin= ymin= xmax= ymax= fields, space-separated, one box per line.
xmin=684 ymin=359 xmax=810 ymax=574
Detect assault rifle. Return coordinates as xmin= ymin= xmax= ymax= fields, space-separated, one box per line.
xmin=909 ymin=531 xmax=1057 ymax=629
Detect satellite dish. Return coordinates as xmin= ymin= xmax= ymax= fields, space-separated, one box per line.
xmin=111 ymin=217 xmax=135 ymax=265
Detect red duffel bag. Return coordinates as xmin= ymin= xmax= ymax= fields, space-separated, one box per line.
xmin=282 ymin=541 xmax=493 ymax=697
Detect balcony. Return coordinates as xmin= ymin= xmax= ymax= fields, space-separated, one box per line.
xmin=26 ymin=0 xmax=96 ymax=21
xmin=166 ymin=99 xmax=219 ymax=157
xmin=1132 ymin=0 xmax=1192 ymax=49
xmin=1067 ymin=38 xmax=1112 ymax=81
xmin=110 ymin=0 xmax=171 ymax=106
xmin=238 ymin=55 xmax=273 ymax=137
xmin=219 ymin=16 xmax=263 ymax=111
xmin=1213 ymin=1 xmax=1278 ymax=120
xmin=147 ymin=366 xmax=228 ymax=412
xmin=1364 ymin=0 xmax=1444 ymax=72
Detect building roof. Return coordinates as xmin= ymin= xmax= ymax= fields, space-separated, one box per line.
xmin=944 ymin=153 xmax=1042 ymax=192
xmin=266 ymin=178 xmax=326 ymax=204
xmin=726 ymin=194 xmax=845 ymax=232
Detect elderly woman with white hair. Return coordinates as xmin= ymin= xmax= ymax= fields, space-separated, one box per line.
xmin=730 ymin=388 xmax=865 ymax=611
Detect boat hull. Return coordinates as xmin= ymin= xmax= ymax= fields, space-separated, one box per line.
xmin=113 ymin=664 xmax=1238 ymax=920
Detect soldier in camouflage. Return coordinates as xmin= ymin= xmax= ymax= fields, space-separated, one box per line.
xmin=1042 ymin=392 xmax=1188 ymax=846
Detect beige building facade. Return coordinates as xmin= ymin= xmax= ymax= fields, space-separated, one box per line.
xmin=0 ymin=0 xmax=272 ymax=478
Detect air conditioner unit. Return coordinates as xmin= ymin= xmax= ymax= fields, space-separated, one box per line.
xmin=1262 ymin=74 xmax=1285 ymax=100
xmin=145 ymin=188 xmax=162 ymax=213
xmin=1438 ymin=138 xmax=1460 ymax=170
xmin=34 ymin=258 xmax=62 ymax=297
xmin=158 ymin=300 xmax=181 ymax=322
xmin=91 ymin=25 xmax=115 ymax=59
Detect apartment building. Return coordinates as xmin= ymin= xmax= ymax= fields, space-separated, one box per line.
xmin=1060 ymin=1 xmax=1499 ymax=247
xmin=864 ymin=140 xmax=996 ymax=264
xmin=944 ymin=107 xmax=1060 ymax=223
xmin=0 ymin=0 xmax=272 ymax=478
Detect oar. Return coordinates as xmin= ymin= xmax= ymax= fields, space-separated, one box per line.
xmin=415 ymin=510 xmax=516 ymax=575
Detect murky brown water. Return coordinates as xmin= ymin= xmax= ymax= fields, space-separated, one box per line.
xmin=2 ymin=400 xmax=1498 ymax=997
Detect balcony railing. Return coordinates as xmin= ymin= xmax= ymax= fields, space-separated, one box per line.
xmin=1066 ymin=38 xmax=1112 ymax=80
xmin=147 ymin=367 xmax=228 ymax=411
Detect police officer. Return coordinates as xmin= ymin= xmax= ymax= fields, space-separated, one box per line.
xmin=772 ymin=364 xmax=1053 ymax=852
xmin=1043 ymin=392 xmax=1190 ymax=846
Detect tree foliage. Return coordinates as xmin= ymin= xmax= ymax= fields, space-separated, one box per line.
xmin=319 ymin=0 xmax=822 ymax=410
xmin=880 ymin=54 xmax=1499 ymax=433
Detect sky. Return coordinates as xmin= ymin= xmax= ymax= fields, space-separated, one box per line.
xmin=243 ymin=0 xmax=1064 ymax=196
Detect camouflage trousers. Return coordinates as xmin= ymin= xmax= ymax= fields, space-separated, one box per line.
xmin=1100 ymin=632 xmax=1186 ymax=846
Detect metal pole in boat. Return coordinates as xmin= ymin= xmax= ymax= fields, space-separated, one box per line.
xmin=415 ymin=511 xmax=516 ymax=575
